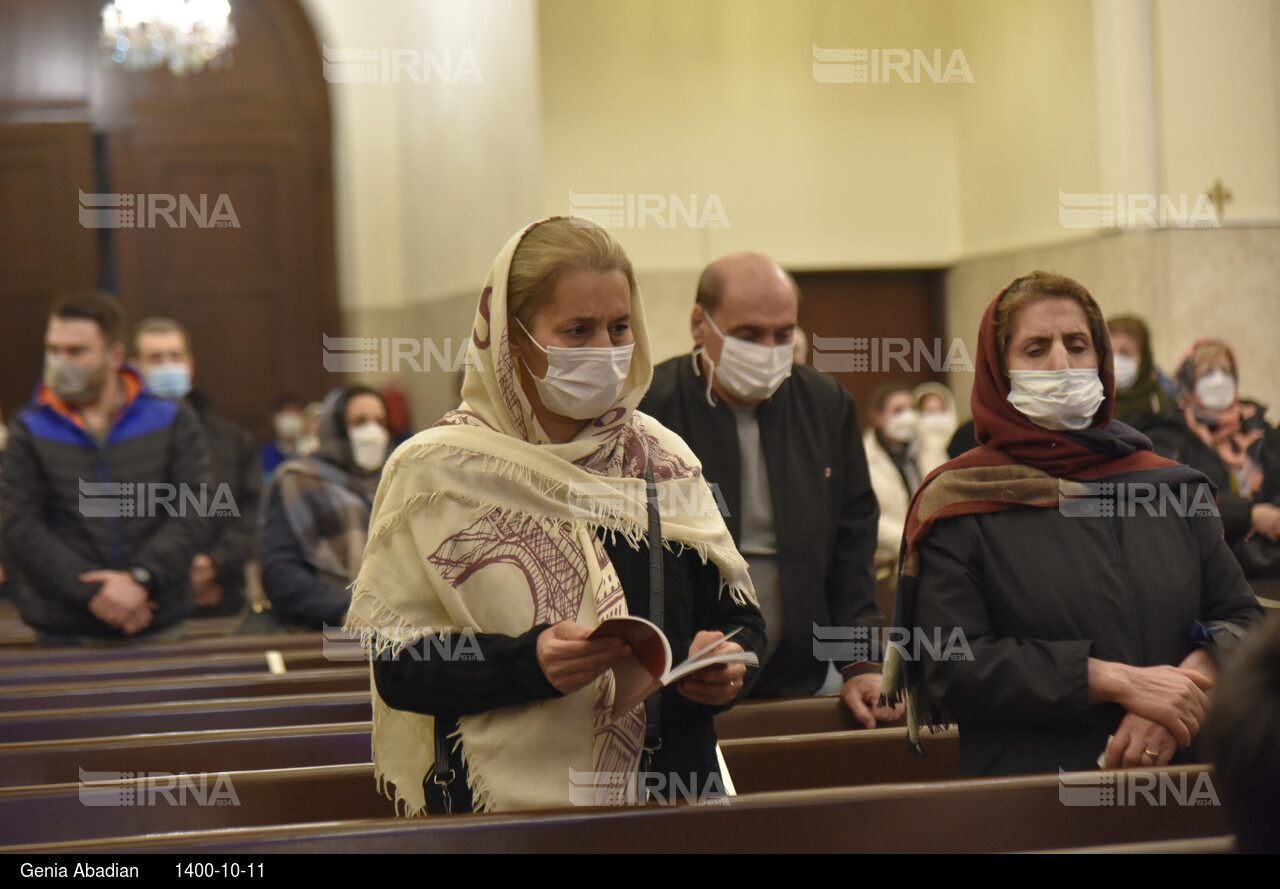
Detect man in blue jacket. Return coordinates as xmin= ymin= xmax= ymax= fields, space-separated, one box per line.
xmin=0 ymin=291 xmax=211 ymax=645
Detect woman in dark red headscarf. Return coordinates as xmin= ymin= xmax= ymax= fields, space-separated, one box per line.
xmin=882 ymin=272 xmax=1262 ymax=777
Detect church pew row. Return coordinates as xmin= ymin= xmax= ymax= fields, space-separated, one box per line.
xmin=0 ymin=667 xmax=369 ymax=712
xmin=0 ymin=632 xmax=325 ymax=669
xmin=0 ymin=693 xmax=867 ymax=746
xmin=714 ymin=695 xmax=875 ymax=739
xmin=720 ymin=728 xmax=958 ymax=791
xmin=0 ymin=765 xmax=1228 ymax=854
xmin=0 ymin=723 xmax=373 ymax=788
xmin=0 ymin=648 xmax=342 ymax=687
xmin=1034 ymin=835 xmax=1235 ymax=854
xmin=0 ymin=723 xmax=953 ymax=793
xmin=0 ymin=692 xmax=373 ymax=743
xmin=0 ymin=615 xmax=247 ymax=649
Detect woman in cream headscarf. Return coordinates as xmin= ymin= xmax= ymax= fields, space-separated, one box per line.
xmin=912 ymin=381 xmax=958 ymax=476
xmin=348 ymin=217 xmax=764 ymax=815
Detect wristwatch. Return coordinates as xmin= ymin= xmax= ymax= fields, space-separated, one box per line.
xmin=130 ymin=566 xmax=154 ymax=591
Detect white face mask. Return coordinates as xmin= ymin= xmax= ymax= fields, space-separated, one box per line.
xmin=349 ymin=421 xmax=390 ymax=472
xmin=1113 ymin=354 xmax=1139 ymax=392
xmin=43 ymin=354 xmax=106 ymax=404
xmin=920 ymin=411 xmax=953 ymax=439
xmin=884 ymin=408 xmax=920 ymax=444
xmin=700 ymin=313 xmax=793 ymax=405
xmin=1007 ymin=368 xmax=1105 ymax=431
xmin=515 ymin=316 xmax=634 ymax=421
xmin=1195 ymin=370 xmax=1236 ymax=411
xmin=274 ymin=412 xmax=303 ymax=442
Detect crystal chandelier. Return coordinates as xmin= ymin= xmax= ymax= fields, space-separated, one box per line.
xmin=100 ymin=0 xmax=238 ymax=76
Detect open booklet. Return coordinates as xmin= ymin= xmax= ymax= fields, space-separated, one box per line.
xmin=590 ymin=617 xmax=759 ymax=717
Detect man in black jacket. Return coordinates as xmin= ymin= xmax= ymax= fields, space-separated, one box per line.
xmin=132 ymin=317 xmax=261 ymax=617
xmin=0 ymin=292 xmax=211 ymax=645
xmin=640 ymin=253 xmax=896 ymax=727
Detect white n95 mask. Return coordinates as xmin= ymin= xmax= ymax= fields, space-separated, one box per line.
xmin=1112 ymin=354 xmax=1139 ymax=392
xmin=1007 ymin=368 xmax=1105 ymax=431
xmin=885 ymin=408 xmax=920 ymax=444
xmin=514 ymin=316 xmax=633 ymax=420
xmin=1195 ymin=370 xmax=1236 ymax=411
xmin=349 ymin=422 xmax=390 ymax=472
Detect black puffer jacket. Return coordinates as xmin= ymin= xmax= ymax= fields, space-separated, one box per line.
xmin=0 ymin=368 xmax=211 ymax=637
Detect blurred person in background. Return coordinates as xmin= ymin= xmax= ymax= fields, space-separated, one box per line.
xmin=1144 ymin=338 xmax=1280 ymax=577
xmin=913 ymin=381 xmax=957 ymax=476
xmin=296 ymin=400 xmax=323 ymax=456
xmin=1 ymin=292 xmax=210 ymax=645
xmin=260 ymin=386 xmax=390 ymax=630
xmin=132 ymin=317 xmax=261 ymax=618
xmin=864 ymin=383 xmax=923 ymax=570
xmin=260 ymin=394 xmax=305 ymax=484
xmin=1106 ymin=315 xmax=1177 ymax=429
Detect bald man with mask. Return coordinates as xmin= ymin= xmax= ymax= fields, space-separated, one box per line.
xmin=641 ymin=254 xmax=899 ymax=727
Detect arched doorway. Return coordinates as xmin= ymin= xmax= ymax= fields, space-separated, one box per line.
xmin=0 ymin=0 xmax=339 ymax=440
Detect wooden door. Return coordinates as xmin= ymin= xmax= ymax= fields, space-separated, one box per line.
xmin=795 ymin=270 xmax=948 ymax=426
xmin=0 ymin=123 xmax=98 ymax=419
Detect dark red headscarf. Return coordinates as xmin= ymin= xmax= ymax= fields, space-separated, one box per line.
xmin=899 ymin=280 xmax=1202 ymax=572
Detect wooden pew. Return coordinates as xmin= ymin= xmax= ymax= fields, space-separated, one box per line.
xmin=0 ymin=724 xmax=939 ymax=793
xmin=0 ymin=667 xmax=369 ymax=712
xmin=0 ymin=632 xmax=324 ymax=668
xmin=0 ymin=723 xmax=372 ymax=788
xmin=0 ymin=765 xmax=1229 ymax=854
xmin=0 ymin=648 xmax=339 ymax=687
xmin=714 ymin=695 xmax=872 ymax=739
xmin=0 ymin=763 xmax=389 ymax=847
xmin=0 ymin=614 xmax=251 ymax=649
xmin=0 ymin=692 xmax=372 ymax=743
xmin=720 ymin=727 xmax=958 ymax=793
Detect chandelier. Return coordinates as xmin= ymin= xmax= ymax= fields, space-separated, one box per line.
xmin=100 ymin=0 xmax=238 ymax=76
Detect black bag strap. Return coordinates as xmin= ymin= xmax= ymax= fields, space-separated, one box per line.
xmin=642 ymin=462 xmax=663 ymax=790
xmin=432 ymin=711 xmax=457 ymax=814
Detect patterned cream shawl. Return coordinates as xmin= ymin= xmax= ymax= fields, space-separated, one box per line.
xmin=347 ymin=217 xmax=755 ymax=815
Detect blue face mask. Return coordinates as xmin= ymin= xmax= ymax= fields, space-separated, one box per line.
xmin=145 ymin=363 xmax=192 ymax=400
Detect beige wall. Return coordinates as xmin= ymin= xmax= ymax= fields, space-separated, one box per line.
xmin=308 ymin=0 xmax=1280 ymax=430
xmin=946 ymin=227 xmax=1280 ymax=426
xmin=301 ymin=0 xmax=541 ymax=427
xmin=538 ymin=0 xmax=965 ymax=271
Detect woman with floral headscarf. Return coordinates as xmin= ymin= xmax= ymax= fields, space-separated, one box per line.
xmin=1141 ymin=340 xmax=1280 ymax=563
xmin=348 ymin=218 xmax=764 ymax=815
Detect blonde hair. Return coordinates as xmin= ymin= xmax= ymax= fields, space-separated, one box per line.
xmin=1191 ymin=341 xmax=1234 ymax=380
xmin=507 ymin=218 xmax=637 ymax=327
xmin=131 ymin=316 xmax=192 ymax=358
xmin=994 ymin=271 xmax=1108 ymax=376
